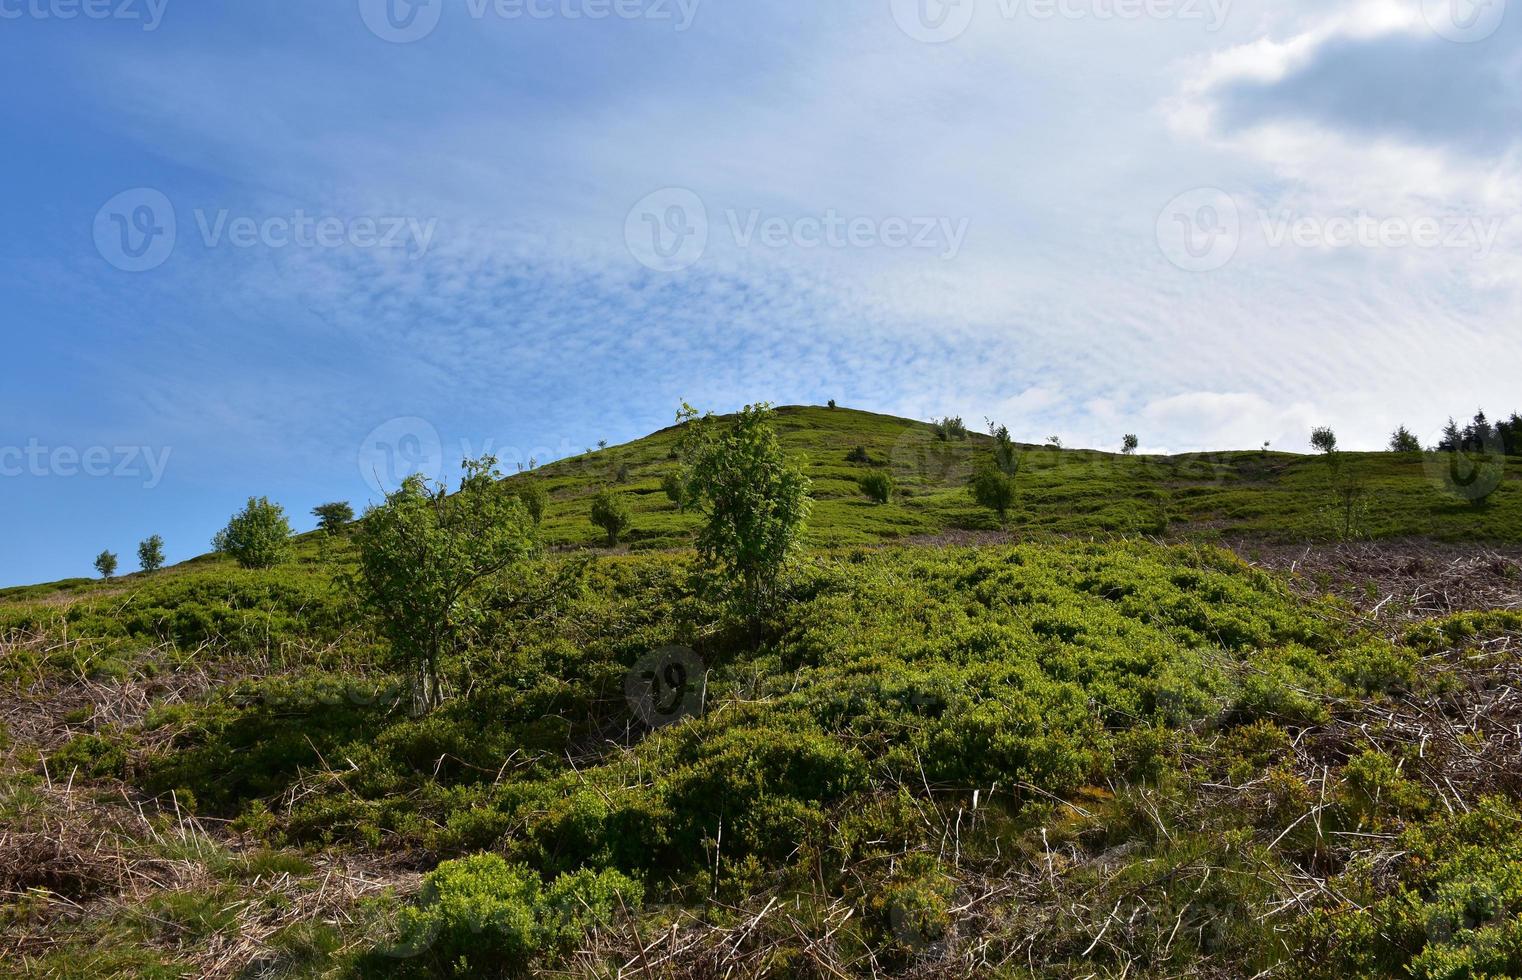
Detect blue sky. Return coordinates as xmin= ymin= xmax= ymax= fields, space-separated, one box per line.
xmin=1 ymin=0 xmax=1519 ymax=585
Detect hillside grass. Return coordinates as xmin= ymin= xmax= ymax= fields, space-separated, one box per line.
xmin=6 ymin=537 xmax=1522 ymax=976
xmin=5 ymin=405 xmax=1522 ymax=977
xmin=509 ymin=405 xmax=1522 ymax=550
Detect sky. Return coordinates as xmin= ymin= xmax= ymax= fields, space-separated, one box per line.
xmin=0 ymin=0 xmax=1518 ymax=585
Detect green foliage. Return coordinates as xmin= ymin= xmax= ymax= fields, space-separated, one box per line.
xmin=1303 ymin=799 xmax=1522 ymax=978
xmin=1123 ymin=433 xmax=1139 ymax=455
xmin=353 ymin=456 xmax=536 ymax=713
xmin=969 ymin=464 xmax=1017 ymax=525
xmin=589 ymin=488 xmax=632 ymax=546
xmin=374 ymin=854 xmax=640 ymax=976
xmin=511 ymin=481 xmax=548 ymax=524
xmin=212 ymin=497 xmax=293 ymax=569
xmin=312 ymin=501 xmax=355 ymax=534
xmin=9 ymin=406 xmax=1522 ymax=978
xmin=675 ymin=402 xmax=812 ymax=640
xmin=94 ymin=550 xmax=118 ymax=579
xmin=53 ymin=730 xmax=133 ymax=778
xmin=858 ymin=470 xmax=894 ymax=504
xmin=659 ymin=471 xmax=686 ymax=509
xmin=932 ymin=415 xmax=968 ymax=441
xmin=1311 ymin=427 xmax=1338 ymax=454
xmin=988 ymin=421 xmax=1021 ymax=476
xmin=137 ymin=535 xmax=165 ymax=573
xmin=1389 ymin=426 xmax=1422 ymax=453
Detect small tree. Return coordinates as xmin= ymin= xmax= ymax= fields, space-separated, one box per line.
xmin=1310 ymin=427 xmax=1338 ymax=455
xmin=858 ymin=471 xmax=894 ymax=504
xmin=676 ymin=403 xmax=812 ymax=644
xmin=94 ymin=550 xmax=118 ymax=579
xmin=969 ymin=465 xmax=1017 ymax=527
xmin=988 ymin=423 xmax=1020 ymax=476
xmin=1122 ymin=434 xmax=1139 ymax=455
xmin=1388 ymin=427 xmax=1421 ymax=453
xmin=353 ymin=456 xmax=536 ymax=714
xmin=137 ymin=535 xmax=165 ymax=573
xmin=512 ymin=481 xmax=547 ymax=524
xmin=590 ymin=489 xmax=632 ymax=546
xmin=312 ymin=501 xmax=355 ymax=535
xmin=827 ymin=399 xmax=837 ymax=409
xmin=660 ymin=471 xmax=686 ymax=509
xmin=213 ymin=497 xmax=293 ymax=569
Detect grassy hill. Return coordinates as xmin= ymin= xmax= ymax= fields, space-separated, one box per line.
xmin=3 ymin=405 xmax=1522 ymax=978
xmin=525 ymin=406 xmax=1522 ymax=550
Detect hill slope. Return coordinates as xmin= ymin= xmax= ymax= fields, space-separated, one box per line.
xmin=525 ymin=405 xmax=1522 ymax=550
xmin=3 ymin=404 xmax=1522 ymax=978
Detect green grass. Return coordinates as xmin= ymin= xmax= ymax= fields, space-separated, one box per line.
xmin=519 ymin=405 xmax=1522 ymax=549
xmin=5 ymin=404 xmax=1522 ymax=977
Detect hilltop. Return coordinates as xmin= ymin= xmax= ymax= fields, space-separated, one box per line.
xmin=521 ymin=405 xmax=1522 ymax=550
xmin=2 ymin=404 xmax=1522 ymax=978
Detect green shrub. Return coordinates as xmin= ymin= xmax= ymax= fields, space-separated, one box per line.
xmin=377 ymin=854 xmax=641 ymax=975
xmin=660 ymin=472 xmax=686 ymax=509
xmin=213 ymin=497 xmax=293 ymax=569
xmin=353 ymin=456 xmax=536 ymax=713
xmin=858 ymin=471 xmax=894 ymax=505
xmin=512 ymin=481 xmax=548 ymax=524
xmin=589 ymin=489 xmax=631 ymax=546
xmin=969 ymin=465 xmax=1017 ymax=526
